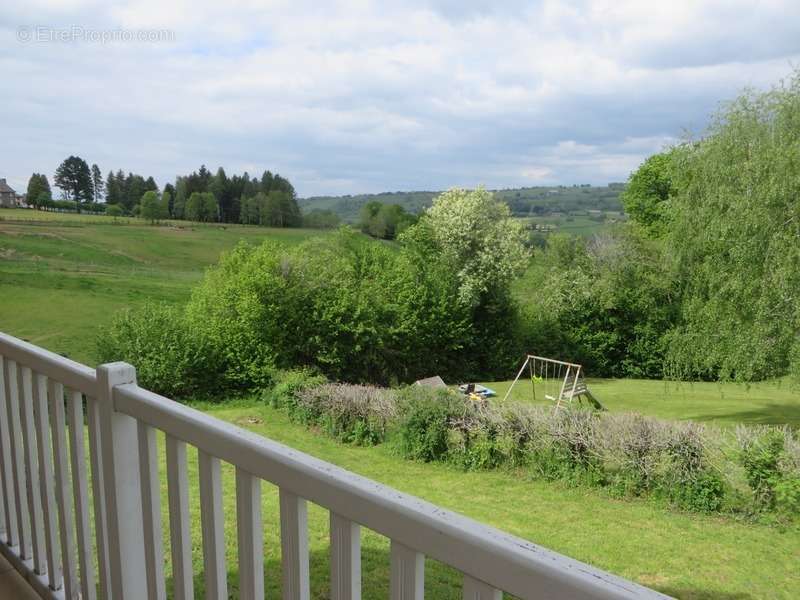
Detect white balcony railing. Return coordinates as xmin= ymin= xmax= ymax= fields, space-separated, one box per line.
xmin=0 ymin=331 xmax=669 ymax=599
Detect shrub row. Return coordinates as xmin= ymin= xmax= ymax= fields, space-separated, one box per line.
xmin=265 ymin=371 xmax=397 ymax=445
xmin=268 ymin=371 xmax=800 ymax=521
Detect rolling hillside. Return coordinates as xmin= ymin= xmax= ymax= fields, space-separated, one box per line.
xmin=300 ymin=183 xmax=626 ymax=222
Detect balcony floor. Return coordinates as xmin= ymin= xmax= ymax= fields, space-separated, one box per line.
xmin=0 ymin=553 xmax=40 ymax=599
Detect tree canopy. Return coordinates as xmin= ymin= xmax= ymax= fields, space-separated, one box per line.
xmin=404 ymin=188 xmax=530 ymax=306
xmin=101 ymin=188 xmax=531 ymax=391
xmin=621 ymin=151 xmax=675 ymax=235
xmin=185 ymin=192 xmax=219 ymax=222
xmin=54 ymin=156 xmax=93 ymax=209
xmin=662 ymin=73 xmax=800 ymax=381
xmin=139 ymin=190 xmax=169 ymax=223
xmin=359 ymin=202 xmax=417 ymax=239
xmin=91 ymin=164 xmax=104 ymax=203
xmin=26 ymin=173 xmax=51 ymax=208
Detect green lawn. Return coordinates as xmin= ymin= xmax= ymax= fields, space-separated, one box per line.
xmin=152 ymin=402 xmax=798 ymax=599
xmin=0 ymin=208 xmax=329 ymax=362
xmin=482 ymin=377 xmax=800 ymax=428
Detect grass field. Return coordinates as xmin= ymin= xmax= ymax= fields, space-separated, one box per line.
xmin=520 ymin=213 xmax=621 ymax=237
xmin=149 ymin=401 xmax=798 ymax=599
xmin=482 ymin=377 xmax=800 ymax=428
xmin=0 ymin=208 xmax=328 ymax=362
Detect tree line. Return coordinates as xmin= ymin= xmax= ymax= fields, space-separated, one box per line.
xmin=24 ymin=157 xmax=345 ymax=228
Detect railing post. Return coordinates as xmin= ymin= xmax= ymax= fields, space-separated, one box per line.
xmin=97 ymin=362 xmax=147 ymax=599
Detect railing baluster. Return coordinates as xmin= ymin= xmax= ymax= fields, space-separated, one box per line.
xmin=0 ymin=355 xmax=19 ymax=547
xmin=87 ymin=395 xmax=111 ymax=598
xmin=280 ymin=489 xmax=310 ymax=600
xmin=462 ymin=575 xmax=501 ymax=600
xmin=236 ymin=468 xmax=263 ymax=600
xmin=18 ymin=365 xmax=46 ymax=573
xmin=0 ymin=359 xmax=4 ymax=541
xmin=138 ymin=422 xmax=166 ymax=600
xmin=33 ymin=373 xmax=62 ymax=590
xmin=330 ymin=512 xmax=361 ymax=600
xmin=5 ymin=359 xmax=31 ymax=558
xmin=50 ymin=381 xmax=79 ymax=599
xmin=199 ymin=450 xmax=227 ymax=600
xmin=166 ymin=434 xmax=194 ymax=600
xmin=390 ymin=541 xmax=424 ymax=600
xmin=67 ymin=390 xmax=96 ymax=600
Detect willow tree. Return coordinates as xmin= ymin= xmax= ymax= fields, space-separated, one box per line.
xmin=664 ymin=72 xmax=800 ymax=381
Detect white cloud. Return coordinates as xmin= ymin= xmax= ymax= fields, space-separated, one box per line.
xmin=1 ymin=0 xmax=799 ymax=195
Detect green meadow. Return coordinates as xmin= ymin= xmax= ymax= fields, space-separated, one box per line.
xmin=0 ymin=208 xmax=328 ymax=362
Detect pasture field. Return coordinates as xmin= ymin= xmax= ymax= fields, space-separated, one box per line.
xmin=145 ymin=401 xmax=797 ymax=599
xmin=520 ymin=213 xmax=620 ymax=237
xmin=0 ymin=208 xmax=329 ymax=362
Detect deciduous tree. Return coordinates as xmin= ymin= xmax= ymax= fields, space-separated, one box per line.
xmin=139 ymin=190 xmax=161 ymax=223
xmin=621 ymin=151 xmax=675 ymax=235
xmin=405 ymin=187 xmax=530 ymax=305
xmin=26 ymin=173 xmax=51 ymax=209
xmin=54 ymin=156 xmax=93 ymax=211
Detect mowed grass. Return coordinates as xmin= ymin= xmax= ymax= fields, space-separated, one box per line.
xmin=0 ymin=208 xmax=329 ymax=363
xmin=482 ymin=377 xmax=800 ymax=428
xmin=140 ymin=402 xmax=798 ymax=599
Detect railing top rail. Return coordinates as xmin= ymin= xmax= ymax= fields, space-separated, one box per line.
xmin=114 ymin=382 xmax=665 ymax=600
xmin=0 ymin=332 xmax=96 ymax=396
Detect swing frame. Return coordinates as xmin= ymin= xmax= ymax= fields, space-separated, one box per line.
xmin=502 ymin=354 xmax=584 ymax=409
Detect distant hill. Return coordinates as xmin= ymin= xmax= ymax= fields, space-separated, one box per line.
xmin=299 ymin=184 xmax=626 ymax=223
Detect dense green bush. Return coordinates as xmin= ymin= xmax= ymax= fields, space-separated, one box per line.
xmin=736 ymin=427 xmax=800 ymax=513
xmin=522 ymin=230 xmax=676 ymax=378
xmin=182 ymin=225 xmax=520 ymax=387
xmin=96 ymin=303 xmax=223 ymax=398
xmin=395 ymin=387 xmax=464 ymax=462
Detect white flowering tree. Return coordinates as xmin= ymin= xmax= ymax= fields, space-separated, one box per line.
xmin=410 ymin=187 xmax=530 ymax=305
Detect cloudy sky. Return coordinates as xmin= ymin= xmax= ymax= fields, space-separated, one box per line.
xmin=2 ymin=1 xmax=799 ymax=197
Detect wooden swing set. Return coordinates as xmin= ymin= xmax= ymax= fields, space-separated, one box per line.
xmin=501 ymin=354 xmax=604 ymax=410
